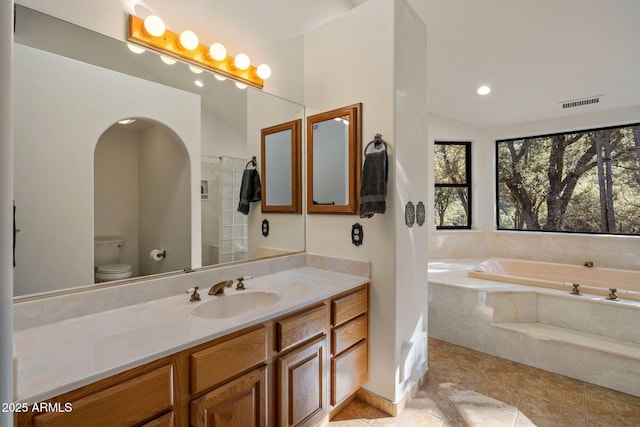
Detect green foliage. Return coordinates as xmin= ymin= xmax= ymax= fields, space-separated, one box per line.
xmin=434 ymin=143 xmax=469 ymax=228
xmin=497 ymin=124 xmax=640 ymax=234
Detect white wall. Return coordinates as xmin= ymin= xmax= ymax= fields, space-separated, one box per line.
xmin=94 ymin=127 xmax=140 ymax=276
xmin=201 ymin=108 xmax=246 ymax=160
xmin=1 ymin=0 xmax=14 ymax=411
xmin=393 ymin=0 xmax=429 ymax=400
xmin=304 ymin=0 xmax=396 ymax=399
xmin=139 ymin=125 xmax=192 ymax=275
xmin=13 ymin=45 xmax=200 ymax=296
xmin=305 ymin=0 xmax=429 ymax=402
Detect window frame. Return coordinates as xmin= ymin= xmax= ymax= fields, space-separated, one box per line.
xmin=434 ymin=140 xmax=472 ymax=230
xmin=495 ymin=122 xmax=640 ymax=236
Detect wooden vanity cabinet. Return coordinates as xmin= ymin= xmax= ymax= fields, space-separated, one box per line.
xmin=329 ymin=286 xmax=369 ymax=409
xmin=187 ymin=325 xmax=268 ymax=427
xmin=16 ymin=283 xmax=370 ymax=427
xmin=273 ymin=304 xmax=329 ymax=427
xmin=15 ymin=358 xmax=177 ymax=427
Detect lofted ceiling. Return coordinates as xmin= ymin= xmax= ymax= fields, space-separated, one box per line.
xmin=418 ymin=0 xmax=640 ymax=127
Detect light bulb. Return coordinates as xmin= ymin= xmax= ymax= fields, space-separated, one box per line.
xmin=477 ymin=85 xmax=491 ymax=95
xmin=189 ymin=65 xmax=203 ymax=74
xmin=194 ymin=80 xmax=204 ymax=88
xmin=179 ymin=30 xmax=199 ymax=50
xmin=256 ymin=64 xmax=271 ymax=80
xmin=234 ymin=53 xmax=250 ymax=70
xmin=160 ymin=55 xmax=176 ymax=65
xmin=143 ymin=15 xmax=165 ymax=37
xmin=235 ymin=82 xmax=248 ymax=90
xmin=127 ymin=43 xmax=146 ymax=54
xmin=209 ymin=43 xmax=227 ymax=61
xmin=214 ymin=74 xmax=227 ymax=81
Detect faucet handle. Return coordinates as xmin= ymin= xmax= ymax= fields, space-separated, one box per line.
xmin=188 ymin=286 xmax=201 ymax=302
xmin=235 ymin=277 xmax=246 ymax=291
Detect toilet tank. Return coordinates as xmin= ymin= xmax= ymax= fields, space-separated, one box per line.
xmin=94 ymin=236 xmax=125 ymax=266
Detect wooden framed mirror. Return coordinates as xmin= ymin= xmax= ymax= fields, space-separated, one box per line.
xmin=261 ymin=119 xmax=302 ymax=213
xmin=306 ymin=103 xmax=362 ymax=214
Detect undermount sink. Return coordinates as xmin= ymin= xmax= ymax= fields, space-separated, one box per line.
xmin=193 ymin=291 xmax=280 ymax=319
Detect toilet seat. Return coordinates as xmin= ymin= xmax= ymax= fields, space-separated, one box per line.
xmin=96 ymin=263 xmax=132 ymax=282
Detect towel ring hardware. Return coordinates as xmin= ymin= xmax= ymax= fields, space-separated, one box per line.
xmin=364 ymin=133 xmax=388 ymax=154
xmin=245 ymin=156 xmax=257 ymax=169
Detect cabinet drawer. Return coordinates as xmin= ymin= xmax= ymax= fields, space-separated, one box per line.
xmin=332 ymin=314 xmax=367 ymax=355
xmin=332 ymin=288 xmax=367 ymax=327
xmin=32 ymin=365 xmax=173 ymax=427
xmin=331 ymin=339 xmax=368 ymax=406
xmin=276 ymin=304 xmax=327 ymax=352
xmin=191 ymin=326 xmax=267 ymax=395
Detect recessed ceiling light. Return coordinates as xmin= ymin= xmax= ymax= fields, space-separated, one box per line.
xmin=189 ymin=65 xmax=204 ymax=74
xmin=477 ymin=85 xmax=491 ymax=96
xmin=118 ymin=119 xmax=136 ymax=125
xmin=194 ymin=80 xmax=204 ymax=88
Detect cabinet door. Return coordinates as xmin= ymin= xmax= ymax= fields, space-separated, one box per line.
xmin=276 ymin=336 xmax=327 ymax=427
xmin=190 ymin=366 xmax=266 ymax=427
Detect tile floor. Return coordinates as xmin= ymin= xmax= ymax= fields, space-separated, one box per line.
xmin=329 ymin=338 xmax=640 ymax=426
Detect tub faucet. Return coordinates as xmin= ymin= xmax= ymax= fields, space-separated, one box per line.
xmin=209 ymin=280 xmax=233 ymax=295
xmin=584 ymin=261 xmax=594 ymax=268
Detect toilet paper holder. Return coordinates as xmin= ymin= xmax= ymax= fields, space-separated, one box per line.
xmin=150 ymin=249 xmax=167 ymax=261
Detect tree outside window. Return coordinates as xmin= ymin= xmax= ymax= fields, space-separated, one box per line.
xmin=496 ymin=123 xmax=640 ymax=234
xmin=434 ymin=141 xmax=471 ymax=229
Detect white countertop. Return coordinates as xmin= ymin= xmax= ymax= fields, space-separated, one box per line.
xmin=14 ymin=266 xmax=369 ymax=403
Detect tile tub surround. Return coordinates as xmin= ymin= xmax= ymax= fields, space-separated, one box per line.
xmin=428 ymin=259 xmax=640 ymax=397
xmin=13 ymin=252 xmax=370 ymax=330
xmin=13 ymin=264 xmax=369 ymax=404
xmin=329 ymin=338 xmax=640 ymax=426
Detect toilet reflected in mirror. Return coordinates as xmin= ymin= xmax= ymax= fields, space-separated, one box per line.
xmin=94 ymin=237 xmax=132 ymax=282
xmin=94 ymin=118 xmax=191 ymax=280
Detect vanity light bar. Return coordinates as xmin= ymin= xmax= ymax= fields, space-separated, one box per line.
xmin=127 ymin=15 xmax=265 ymax=89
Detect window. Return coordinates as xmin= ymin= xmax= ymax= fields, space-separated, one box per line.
xmin=496 ymin=123 xmax=640 ymax=235
xmin=434 ymin=141 xmax=471 ymax=229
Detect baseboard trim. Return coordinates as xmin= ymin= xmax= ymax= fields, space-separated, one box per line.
xmin=355 ymin=370 xmax=429 ymax=417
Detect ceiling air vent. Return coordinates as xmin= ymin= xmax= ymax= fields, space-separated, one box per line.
xmin=560 ymin=95 xmax=602 ymax=110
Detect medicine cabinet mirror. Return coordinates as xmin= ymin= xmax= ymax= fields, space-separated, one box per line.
xmin=306 ymin=103 xmax=362 ymax=214
xmin=261 ymin=119 xmax=302 ymax=213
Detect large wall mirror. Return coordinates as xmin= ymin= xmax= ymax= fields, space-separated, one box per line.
xmin=307 ymin=103 xmax=362 ymax=214
xmin=261 ymin=120 xmax=302 ymax=213
xmin=13 ymin=5 xmax=305 ymax=298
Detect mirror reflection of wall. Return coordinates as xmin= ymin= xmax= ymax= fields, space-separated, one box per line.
xmin=201 ymin=157 xmax=220 ymax=266
xmin=312 ymin=118 xmax=350 ymax=205
xmin=265 ymin=130 xmax=293 ymax=206
xmin=95 ymin=119 xmax=191 ymax=281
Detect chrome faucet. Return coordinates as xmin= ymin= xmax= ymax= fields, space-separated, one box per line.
xmin=208 ymin=280 xmax=233 ymax=295
xmin=584 ymin=261 xmax=594 ymax=268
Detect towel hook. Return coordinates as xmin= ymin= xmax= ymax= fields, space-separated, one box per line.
xmin=245 ymin=156 xmax=257 ymax=169
xmin=365 ymin=134 xmax=388 ymax=154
